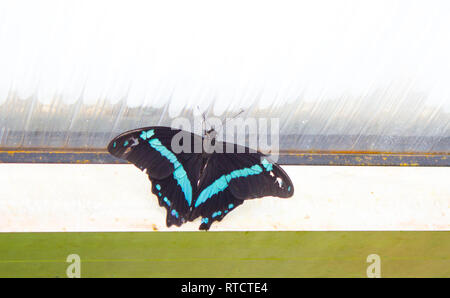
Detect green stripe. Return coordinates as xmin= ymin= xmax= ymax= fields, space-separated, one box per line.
xmin=0 ymin=231 xmax=448 ymax=277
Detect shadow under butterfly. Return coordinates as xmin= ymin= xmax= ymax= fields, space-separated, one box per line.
xmin=107 ymin=125 xmax=294 ymax=230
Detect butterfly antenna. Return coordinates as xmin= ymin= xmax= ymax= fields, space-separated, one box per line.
xmin=215 ymin=108 xmax=245 ymax=134
xmin=197 ymin=105 xmax=211 ymax=134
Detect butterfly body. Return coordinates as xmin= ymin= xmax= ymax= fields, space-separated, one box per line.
xmin=108 ymin=126 xmax=294 ymax=230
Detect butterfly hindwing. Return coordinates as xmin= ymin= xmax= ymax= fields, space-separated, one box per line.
xmin=191 ymin=141 xmax=294 ymax=230
xmin=197 ymin=191 xmax=243 ymax=230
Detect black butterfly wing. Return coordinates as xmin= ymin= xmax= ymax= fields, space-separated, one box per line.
xmin=107 ymin=126 xmax=203 ymax=227
xmin=191 ymin=142 xmax=294 ymax=230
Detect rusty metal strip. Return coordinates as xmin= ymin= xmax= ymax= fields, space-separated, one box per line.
xmin=0 ymin=149 xmax=448 ymax=166
xmin=280 ymin=153 xmax=449 ymax=166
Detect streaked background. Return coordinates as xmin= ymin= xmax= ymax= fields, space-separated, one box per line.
xmin=0 ymin=0 xmax=449 ymax=278
xmin=0 ymin=0 xmax=448 ymax=152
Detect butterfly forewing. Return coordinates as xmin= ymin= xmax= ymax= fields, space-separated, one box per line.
xmin=108 ymin=126 xmax=202 ymax=226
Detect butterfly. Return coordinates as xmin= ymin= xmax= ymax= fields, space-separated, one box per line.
xmin=107 ymin=126 xmax=294 ymax=230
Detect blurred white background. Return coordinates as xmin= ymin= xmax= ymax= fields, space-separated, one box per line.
xmin=0 ymin=0 xmax=448 ymax=150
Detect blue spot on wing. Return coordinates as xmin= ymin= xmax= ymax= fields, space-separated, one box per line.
xmin=212 ymin=211 xmax=222 ymax=218
xmin=199 ymin=201 xmax=239 ymax=229
xmin=163 ymin=197 xmax=171 ymax=206
xmin=171 ymin=209 xmax=179 ymax=218
xmin=140 ymin=129 xmax=155 ymax=140
xmin=261 ymin=158 xmax=273 ymax=171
